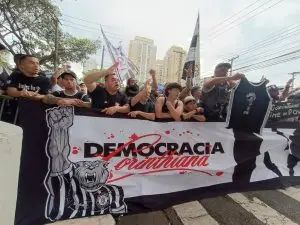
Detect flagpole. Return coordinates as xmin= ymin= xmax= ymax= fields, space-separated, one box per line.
xmin=198 ymin=11 xmax=201 ymax=83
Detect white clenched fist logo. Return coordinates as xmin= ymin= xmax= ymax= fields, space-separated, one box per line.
xmin=47 ymin=106 xmax=74 ymax=129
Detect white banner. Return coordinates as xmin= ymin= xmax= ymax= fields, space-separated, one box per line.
xmin=55 ymin=111 xmax=298 ymax=198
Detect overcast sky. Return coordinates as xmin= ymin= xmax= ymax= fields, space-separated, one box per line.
xmin=54 ymin=0 xmax=300 ymax=86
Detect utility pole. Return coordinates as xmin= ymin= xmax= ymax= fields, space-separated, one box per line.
xmin=54 ymin=18 xmax=59 ymax=71
xmin=288 ymin=72 xmax=300 ymax=90
xmin=101 ymin=46 xmax=105 ymax=70
xmin=228 ymin=55 xmax=239 ymax=76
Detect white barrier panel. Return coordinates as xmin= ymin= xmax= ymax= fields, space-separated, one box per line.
xmin=0 ymin=122 xmax=22 ymax=225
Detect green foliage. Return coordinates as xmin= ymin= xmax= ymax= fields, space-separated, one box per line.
xmin=0 ymin=0 xmax=101 ymax=69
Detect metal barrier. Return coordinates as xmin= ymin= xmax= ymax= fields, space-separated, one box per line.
xmin=0 ymin=95 xmax=19 ymax=124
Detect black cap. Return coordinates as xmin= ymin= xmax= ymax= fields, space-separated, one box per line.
xmin=59 ymin=71 xmax=77 ymax=80
xmin=0 ymin=43 xmax=6 ymax=51
xmin=215 ymin=62 xmax=232 ymax=70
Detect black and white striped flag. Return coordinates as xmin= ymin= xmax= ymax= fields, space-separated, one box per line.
xmin=182 ymin=14 xmax=200 ymax=83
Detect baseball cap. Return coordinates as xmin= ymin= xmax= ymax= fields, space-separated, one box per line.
xmin=184 ymin=96 xmax=196 ymax=105
xmin=59 ymin=71 xmax=77 ymax=80
xmin=215 ymin=62 xmax=232 ymax=70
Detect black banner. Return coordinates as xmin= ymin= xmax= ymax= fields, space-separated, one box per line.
xmin=269 ymin=100 xmax=300 ymax=120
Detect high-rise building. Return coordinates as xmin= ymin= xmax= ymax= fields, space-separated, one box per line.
xmin=82 ymin=58 xmax=99 ymax=73
xmin=164 ymin=46 xmax=186 ymax=83
xmin=128 ymin=36 xmax=157 ymax=82
xmin=155 ymin=60 xmax=165 ymax=84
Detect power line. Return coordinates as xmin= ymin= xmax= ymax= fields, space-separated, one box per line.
xmin=206 ymin=0 xmax=264 ymax=34
xmin=62 ymin=14 xmax=117 ymax=29
xmin=61 ymin=23 xmax=129 ymax=43
xmin=202 ymin=47 xmax=300 ymax=76
xmin=234 ymin=27 xmax=300 ymax=57
xmin=234 ymin=43 xmax=300 ymax=67
xmin=233 ymin=48 xmax=300 ymax=71
xmin=60 ymin=18 xmax=126 ymax=39
xmin=204 ymin=0 xmax=285 ymax=40
xmin=218 ymin=24 xmax=300 ymax=60
xmin=241 ymin=55 xmax=300 ymax=72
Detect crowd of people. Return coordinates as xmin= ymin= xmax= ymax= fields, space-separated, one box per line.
xmin=0 ymin=42 xmax=299 ymax=124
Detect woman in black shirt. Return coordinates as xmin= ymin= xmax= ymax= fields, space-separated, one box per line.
xmin=155 ymin=82 xmax=183 ymax=121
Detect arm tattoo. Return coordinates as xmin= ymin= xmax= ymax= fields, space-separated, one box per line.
xmin=43 ymin=94 xmax=60 ymax=105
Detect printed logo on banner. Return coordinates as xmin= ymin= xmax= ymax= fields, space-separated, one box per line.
xmin=44 ymin=106 xmax=127 ymax=222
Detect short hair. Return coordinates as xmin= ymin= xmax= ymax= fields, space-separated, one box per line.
xmin=164 ymin=82 xmax=182 ymax=96
xmin=149 ymin=69 xmax=155 ymax=74
xmin=191 ymin=86 xmax=200 ymax=97
xmin=19 ymin=54 xmax=37 ymax=64
xmin=104 ymin=73 xmax=116 ymax=82
xmin=13 ymin=54 xmax=25 ymax=65
xmin=214 ymin=62 xmax=231 ymax=72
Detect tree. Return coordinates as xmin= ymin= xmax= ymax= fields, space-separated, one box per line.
xmin=0 ymin=0 xmax=101 ymax=69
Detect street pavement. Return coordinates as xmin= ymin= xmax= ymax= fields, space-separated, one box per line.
xmin=52 ymin=185 xmax=300 ymax=225
xmin=118 ymin=185 xmax=300 ymax=225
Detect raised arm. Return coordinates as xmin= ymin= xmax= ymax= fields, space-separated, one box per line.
xmin=203 ymin=73 xmax=244 ymax=90
xmin=279 ymin=78 xmax=293 ymax=101
xmin=47 ymin=107 xmax=73 ymax=174
xmin=131 ymin=80 xmax=151 ymax=107
xmin=84 ymin=62 xmax=118 ymax=93
xmin=51 ymin=68 xmax=64 ymax=85
xmin=151 ymin=70 xmax=158 ymax=93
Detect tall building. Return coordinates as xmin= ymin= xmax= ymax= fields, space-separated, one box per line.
xmin=82 ymin=58 xmax=99 ymax=73
xmin=128 ymin=36 xmax=157 ymax=82
xmin=155 ymin=60 xmax=165 ymax=84
xmin=164 ymin=46 xmax=186 ymax=83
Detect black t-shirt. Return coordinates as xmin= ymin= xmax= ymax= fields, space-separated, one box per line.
xmin=129 ymin=99 xmax=155 ymax=113
xmin=6 ymin=71 xmax=51 ymax=95
xmin=89 ymin=86 xmax=128 ymax=109
xmin=52 ymin=91 xmax=91 ymax=103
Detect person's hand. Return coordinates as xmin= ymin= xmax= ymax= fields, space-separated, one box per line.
xmin=286 ymin=78 xmax=295 ymax=87
xmin=229 ymin=73 xmax=245 ymax=81
xmin=57 ymin=99 xmax=81 ymax=106
xmin=53 ymin=68 xmax=65 ymax=78
xmin=20 ymin=90 xmax=38 ymax=98
xmin=107 ymin=62 xmax=119 ymax=75
xmin=31 ymin=94 xmax=45 ymax=101
xmin=128 ymin=111 xmax=140 ymax=118
xmin=102 ymin=106 xmax=118 ymax=115
xmin=73 ymin=99 xmax=86 ymax=107
xmin=185 ymin=63 xmax=193 ymax=78
xmin=196 ymin=107 xmax=204 ymax=113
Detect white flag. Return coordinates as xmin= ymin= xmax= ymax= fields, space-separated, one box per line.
xmin=101 ymin=28 xmax=138 ymax=82
xmin=182 ymin=14 xmax=200 ymax=83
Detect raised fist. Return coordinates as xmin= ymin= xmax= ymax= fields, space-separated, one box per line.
xmin=47 ymin=106 xmax=74 ymax=129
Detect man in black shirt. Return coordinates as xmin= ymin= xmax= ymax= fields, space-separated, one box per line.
xmin=46 ymin=71 xmax=91 ymax=108
xmin=201 ymin=63 xmax=244 ymax=121
xmin=83 ymin=63 xmax=129 ymax=115
xmin=6 ymin=55 xmax=51 ymax=100
xmin=128 ymin=80 xmax=155 ymax=120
